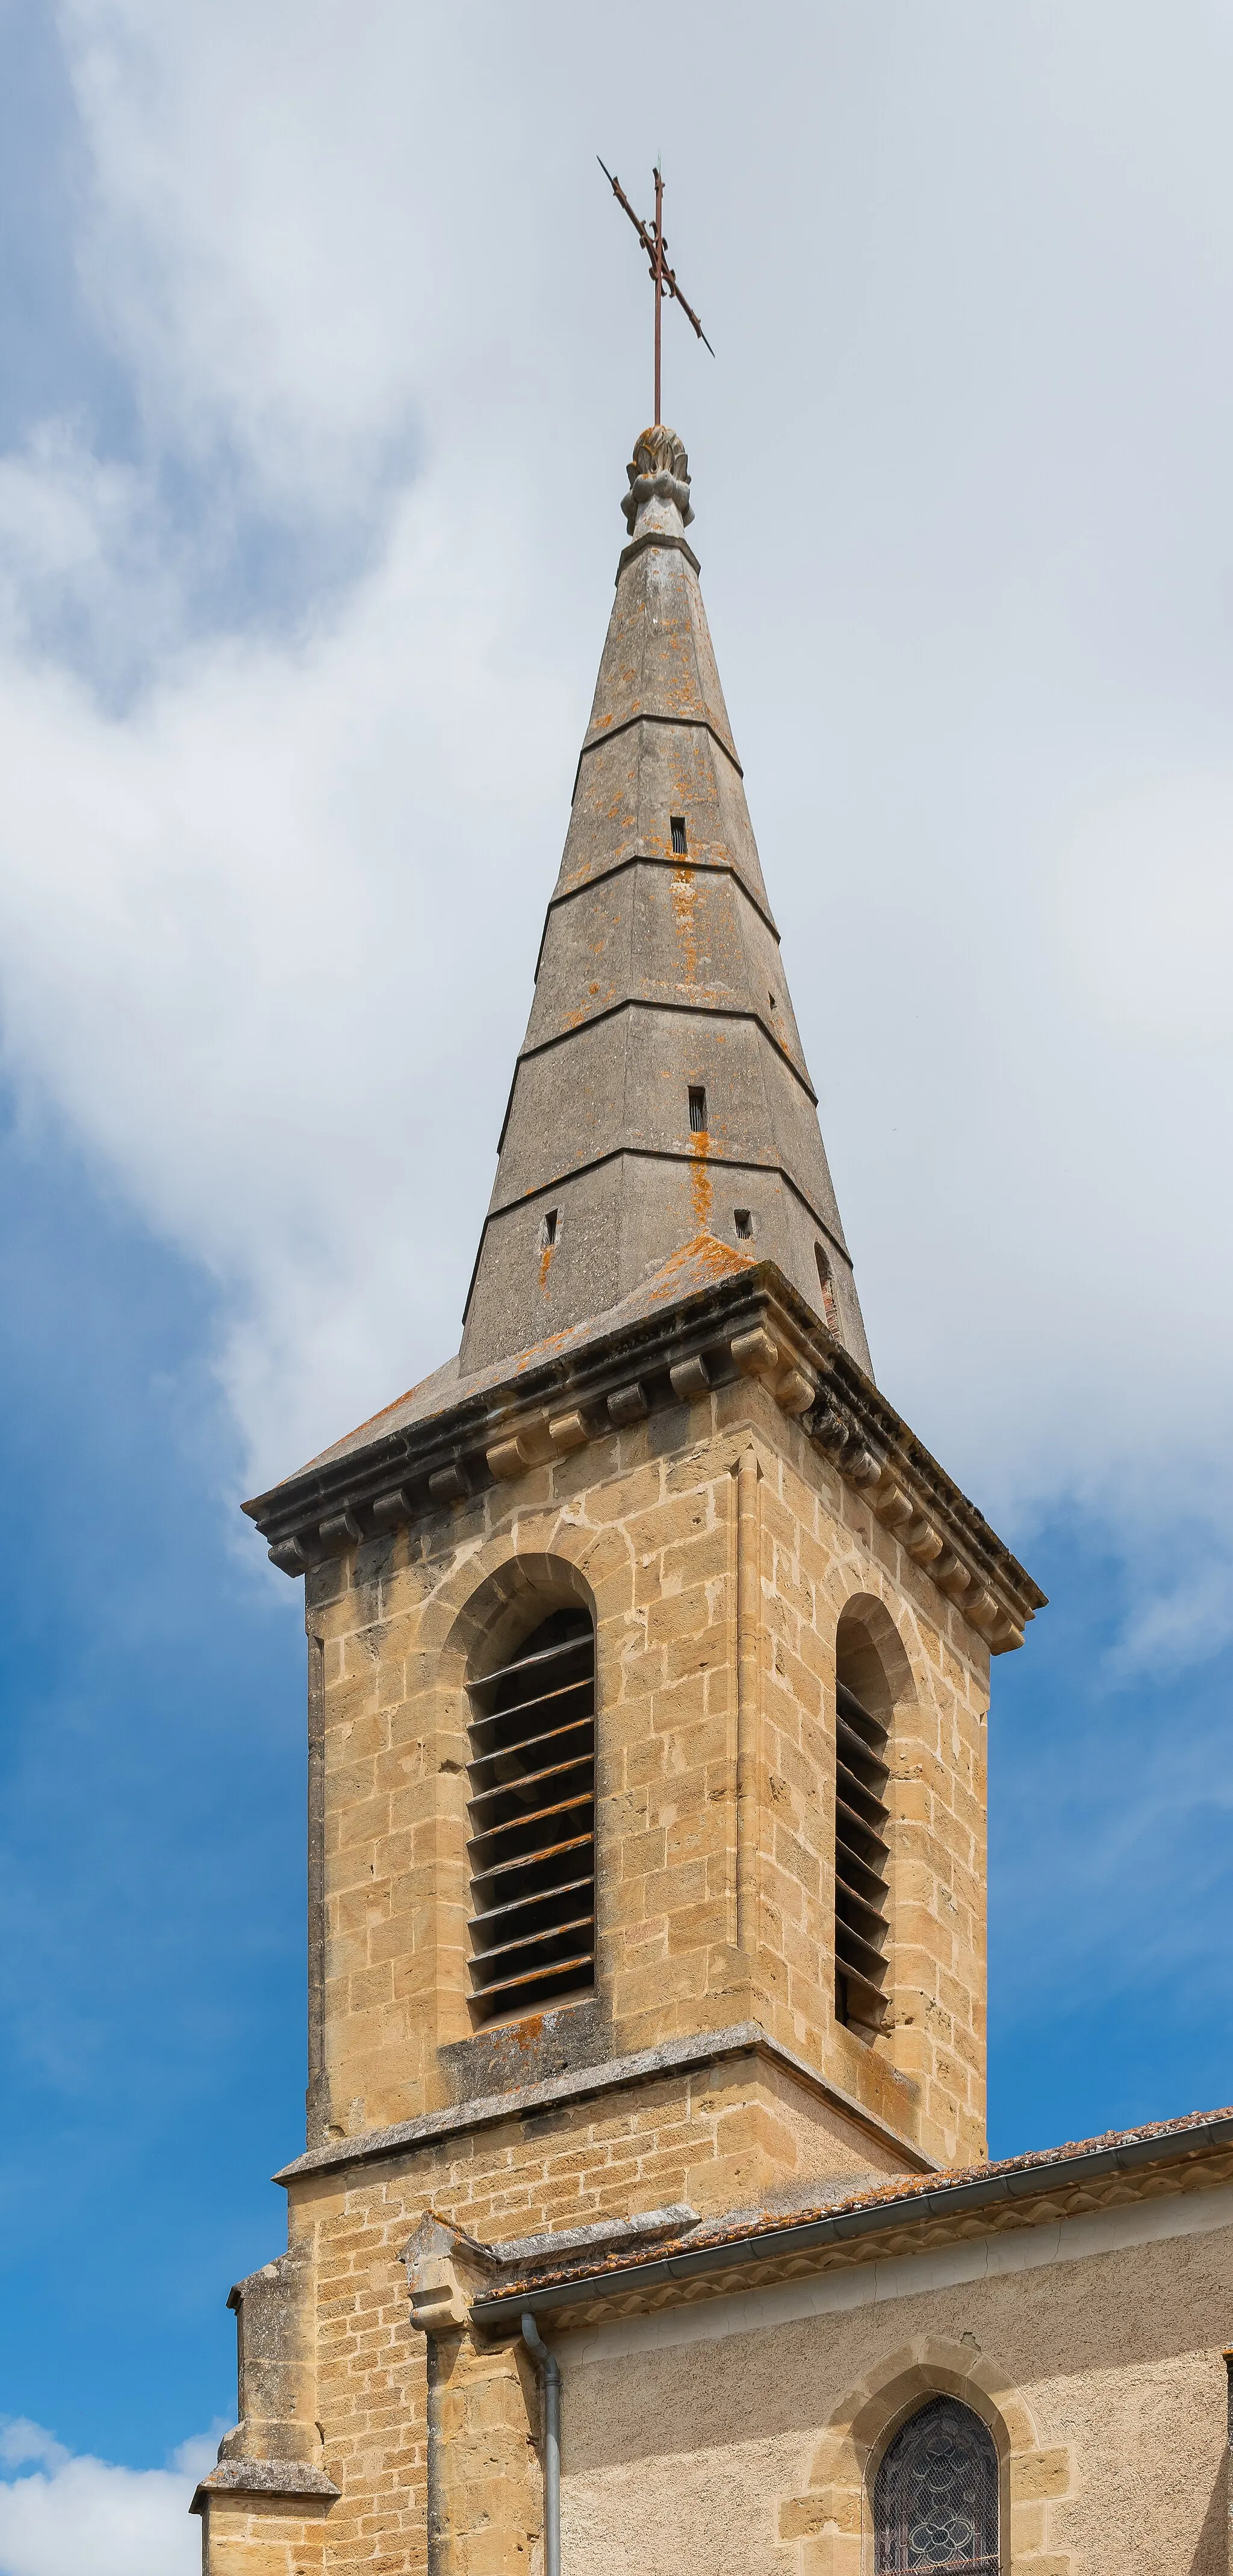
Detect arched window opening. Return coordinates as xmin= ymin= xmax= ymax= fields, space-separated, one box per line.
xmin=834 ymin=1611 xmax=892 ymax=2032
xmin=874 ymin=2396 xmax=999 ymax=2575
xmin=465 ymin=1606 xmax=596 ymax=2023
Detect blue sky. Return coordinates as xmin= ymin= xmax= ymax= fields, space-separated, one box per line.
xmin=1 ymin=2 xmax=1232 ymax=2565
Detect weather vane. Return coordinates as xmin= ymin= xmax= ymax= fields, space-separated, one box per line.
xmin=598 ymin=157 xmax=714 ymax=426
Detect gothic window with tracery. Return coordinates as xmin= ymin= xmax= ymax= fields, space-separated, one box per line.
xmin=873 ymin=2397 xmax=999 ymax=2575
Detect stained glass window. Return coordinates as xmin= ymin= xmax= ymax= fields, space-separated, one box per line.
xmin=874 ymin=2397 xmax=999 ymax=2575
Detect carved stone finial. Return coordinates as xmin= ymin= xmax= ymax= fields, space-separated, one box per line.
xmin=621 ymin=423 xmax=695 ymax=533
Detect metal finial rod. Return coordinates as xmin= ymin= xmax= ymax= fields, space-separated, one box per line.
xmin=654 ymin=163 xmax=663 ymax=423
xmin=598 ymin=155 xmax=715 ymax=423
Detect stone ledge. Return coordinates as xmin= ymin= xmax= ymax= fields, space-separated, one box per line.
xmin=575 ymin=706 xmax=744 ymax=779
xmin=614 ymin=526 xmax=703 ymax=579
xmin=544 ymin=849 xmax=780 ymax=944
xmin=491 ymin=2201 xmax=699 ymax=2269
xmin=273 ymin=2021 xmax=934 ymax=2186
xmin=190 ymin=2460 xmax=340 ymax=2515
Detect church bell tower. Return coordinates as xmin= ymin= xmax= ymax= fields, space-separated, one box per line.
xmin=191 ymin=426 xmax=1043 ymax=2576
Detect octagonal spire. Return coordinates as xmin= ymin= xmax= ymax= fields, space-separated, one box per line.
xmin=459 ymin=428 xmax=871 ymax=1379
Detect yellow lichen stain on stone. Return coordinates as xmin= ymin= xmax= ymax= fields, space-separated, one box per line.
xmin=688 ymin=1119 xmax=713 ymax=1230
xmin=671 ymin=863 xmax=700 ymax=989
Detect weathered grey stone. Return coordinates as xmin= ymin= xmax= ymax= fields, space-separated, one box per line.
xmin=459 ymin=429 xmax=872 ymax=1377
xmin=191 ymin=2460 xmax=340 ymax=2509
xmin=485 ymin=2204 xmax=700 ymax=2270
xmin=214 ymin=2244 xmax=322 ymax=2474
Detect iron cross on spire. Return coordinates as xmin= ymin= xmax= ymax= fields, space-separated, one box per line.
xmin=598 ymin=157 xmax=714 ymax=425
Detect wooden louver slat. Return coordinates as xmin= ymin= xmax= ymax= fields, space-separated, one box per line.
xmin=466 ymin=1607 xmax=596 ymax=2023
xmin=834 ymin=1677 xmax=890 ymax=2030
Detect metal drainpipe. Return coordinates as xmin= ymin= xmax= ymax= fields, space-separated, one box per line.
xmin=521 ymin=2312 xmax=561 ymax=2576
xmin=424 ymin=2334 xmax=447 ymax=2576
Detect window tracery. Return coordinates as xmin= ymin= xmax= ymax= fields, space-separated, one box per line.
xmin=873 ymin=2396 xmax=999 ymax=2575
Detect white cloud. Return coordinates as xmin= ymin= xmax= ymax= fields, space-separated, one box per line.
xmin=0 ymin=0 xmax=1229 ymax=1642
xmin=0 ymin=461 xmax=565 ymax=1479
xmin=0 ymin=2430 xmax=68 ymax=2476
xmin=0 ymin=2423 xmax=212 ymax=2576
xmin=1105 ymin=1552 xmax=1233 ymax=1683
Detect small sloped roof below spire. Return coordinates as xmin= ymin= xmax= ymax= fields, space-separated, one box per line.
xmin=459 ymin=425 xmax=871 ymax=1382
xmin=279 ymin=1233 xmax=760 ymax=1480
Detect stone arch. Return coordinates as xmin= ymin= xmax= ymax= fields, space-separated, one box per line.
xmin=414 ymin=1513 xmax=636 ymax=1671
xmin=777 ymin=2337 xmax=1072 ymax=2575
xmin=444 ymin=1547 xmax=597 ymax=1689
xmin=424 ymin=1526 xmax=645 ymax=2048
xmin=830 ymin=1592 xmax=916 ymax=2041
xmin=834 ymin=1589 xmax=917 ymax=1721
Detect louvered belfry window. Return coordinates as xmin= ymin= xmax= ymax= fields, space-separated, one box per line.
xmin=834 ymin=1674 xmax=891 ymax=2028
xmin=874 ymin=2397 xmax=999 ymax=2575
xmin=465 ymin=1607 xmax=596 ymax=2023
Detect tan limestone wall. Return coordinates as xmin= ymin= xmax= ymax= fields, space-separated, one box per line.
xmin=201 ymin=2493 xmax=332 ymax=2576
xmin=553 ymin=2209 xmax=1233 ymax=2576
xmin=306 ymin=1370 xmax=990 ymax=2173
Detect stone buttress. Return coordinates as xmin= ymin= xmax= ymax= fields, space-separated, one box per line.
xmin=191 ymin=430 xmax=1044 ymax=2576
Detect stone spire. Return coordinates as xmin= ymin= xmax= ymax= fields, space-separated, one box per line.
xmin=459 ymin=425 xmax=872 ymax=1379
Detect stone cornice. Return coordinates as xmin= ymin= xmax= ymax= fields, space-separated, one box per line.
xmin=272 ymin=2022 xmax=934 ymax=2187
xmin=244 ymin=1257 xmax=1044 ymax=1654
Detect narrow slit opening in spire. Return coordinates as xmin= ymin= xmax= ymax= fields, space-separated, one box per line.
xmin=688 ymin=1085 xmax=707 ymax=1134
xmin=735 ymin=1209 xmax=753 ymax=1241
xmin=815 ymin=1243 xmax=839 ymax=1331
xmin=539 ymin=1209 xmax=559 ymax=1250
xmin=670 ymin=816 xmax=688 ymax=853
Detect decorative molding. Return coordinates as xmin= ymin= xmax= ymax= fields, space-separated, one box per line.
xmin=621 ymin=422 xmax=695 ymax=532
